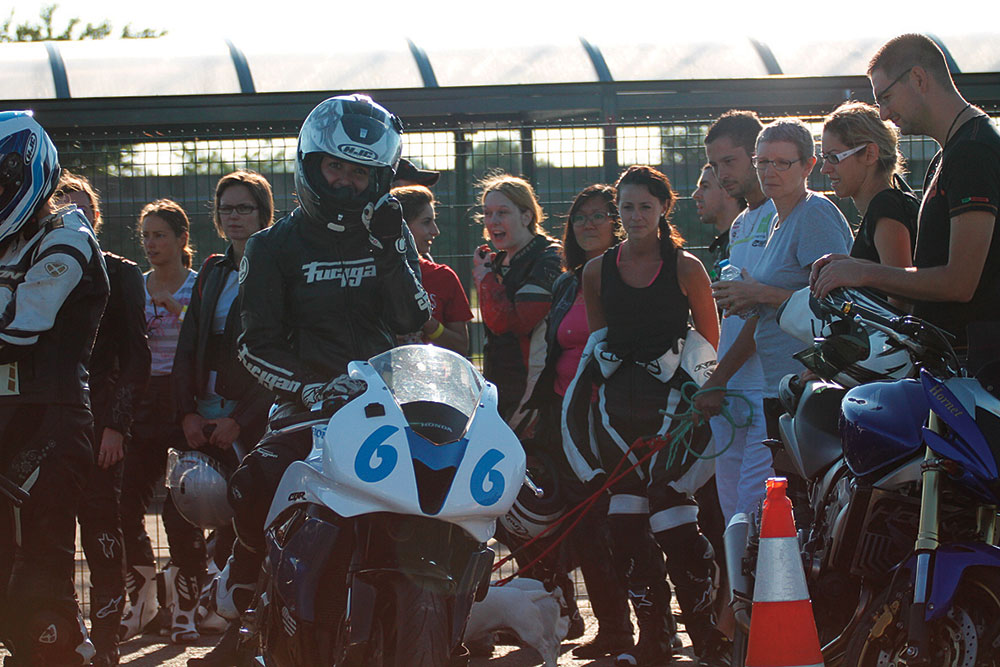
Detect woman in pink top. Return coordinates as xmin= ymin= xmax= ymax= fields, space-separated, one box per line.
xmin=525 ymin=184 xmax=633 ymax=658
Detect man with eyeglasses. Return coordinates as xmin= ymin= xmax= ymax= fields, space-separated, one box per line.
xmin=812 ymin=33 xmax=1000 ymax=372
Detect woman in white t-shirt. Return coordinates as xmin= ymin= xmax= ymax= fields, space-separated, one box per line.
xmin=119 ymin=199 xmax=200 ymax=644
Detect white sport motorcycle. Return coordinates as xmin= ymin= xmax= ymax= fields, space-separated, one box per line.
xmin=242 ymin=345 xmax=526 ymax=667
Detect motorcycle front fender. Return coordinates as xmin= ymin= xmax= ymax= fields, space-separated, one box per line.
xmin=898 ymin=542 xmax=1000 ymax=622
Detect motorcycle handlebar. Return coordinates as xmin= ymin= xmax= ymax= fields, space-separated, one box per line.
xmin=840 ymin=301 xmax=897 ymax=330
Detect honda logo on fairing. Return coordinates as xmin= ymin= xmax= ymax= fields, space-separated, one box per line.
xmin=338 ymin=144 xmax=377 ymax=161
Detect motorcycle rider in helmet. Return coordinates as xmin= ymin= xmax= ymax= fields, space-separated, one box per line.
xmin=193 ymin=95 xmax=430 ymax=666
xmin=0 ymin=111 xmax=110 ymax=665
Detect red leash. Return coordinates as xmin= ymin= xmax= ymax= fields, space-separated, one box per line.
xmin=491 ymin=431 xmax=676 ymax=585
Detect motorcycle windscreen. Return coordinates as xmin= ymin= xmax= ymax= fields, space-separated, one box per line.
xmin=840 ymin=379 xmax=928 ymax=479
xmin=369 ymin=345 xmax=484 ymax=436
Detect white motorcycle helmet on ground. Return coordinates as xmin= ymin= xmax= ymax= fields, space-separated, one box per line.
xmin=295 ymin=94 xmax=403 ymax=225
xmin=0 ymin=110 xmax=61 ymax=244
xmin=776 ymin=286 xmax=914 ymax=387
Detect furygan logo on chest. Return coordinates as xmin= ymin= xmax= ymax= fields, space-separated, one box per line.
xmin=301 ymin=259 xmax=376 ymax=286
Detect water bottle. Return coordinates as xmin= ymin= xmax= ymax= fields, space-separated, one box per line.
xmin=716 ymin=260 xmax=756 ymax=317
xmin=718 ymin=259 xmax=742 ymax=282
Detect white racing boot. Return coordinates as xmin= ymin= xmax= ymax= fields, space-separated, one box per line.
xmin=213 ymin=556 xmax=255 ymax=622
xmin=118 ymin=564 xmax=158 ymax=641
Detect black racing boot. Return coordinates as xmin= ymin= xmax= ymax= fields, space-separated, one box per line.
xmin=613 ymin=584 xmax=674 ymax=666
xmin=187 ymin=623 xmax=239 ymax=667
xmin=656 ymin=524 xmax=727 ymax=667
xmin=90 ymin=588 xmax=124 ymax=666
xmin=573 ymin=628 xmax=635 ymax=658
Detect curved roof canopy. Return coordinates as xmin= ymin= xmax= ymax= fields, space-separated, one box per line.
xmin=3 ymin=33 xmax=998 ymax=100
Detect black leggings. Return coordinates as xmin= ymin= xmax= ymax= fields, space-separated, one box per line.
xmin=119 ymin=376 xmax=207 ymax=575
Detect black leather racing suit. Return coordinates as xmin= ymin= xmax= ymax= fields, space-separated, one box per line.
xmin=0 ymin=207 xmax=109 ymax=666
xmin=228 ymin=206 xmax=430 ymax=574
xmin=79 ymin=252 xmax=151 ymax=653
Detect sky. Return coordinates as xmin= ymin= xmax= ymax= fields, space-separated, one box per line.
xmin=6 ymin=0 xmax=991 ymax=46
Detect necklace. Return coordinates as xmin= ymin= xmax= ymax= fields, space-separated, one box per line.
xmin=945 ymin=103 xmax=972 ymax=145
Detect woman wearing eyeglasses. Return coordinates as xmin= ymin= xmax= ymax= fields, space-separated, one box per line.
xmin=168 ymin=172 xmax=276 ymax=647
xmin=699 ymin=119 xmax=852 ymax=450
xmin=525 ymin=184 xmax=635 ymax=658
xmin=118 ymin=198 xmax=199 ymax=643
xmin=821 ymin=102 xmax=917 ymax=273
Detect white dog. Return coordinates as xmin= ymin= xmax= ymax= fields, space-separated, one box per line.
xmin=464 ymin=578 xmax=569 ymax=667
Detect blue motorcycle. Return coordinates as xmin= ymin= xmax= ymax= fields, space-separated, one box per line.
xmin=774 ymin=287 xmax=1000 ymax=666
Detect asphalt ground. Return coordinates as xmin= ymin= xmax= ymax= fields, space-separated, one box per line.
xmin=2 ymin=508 xmax=705 ymax=666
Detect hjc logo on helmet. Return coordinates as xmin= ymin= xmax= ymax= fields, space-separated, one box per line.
xmin=338 ymin=144 xmax=378 ymax=162
xmin=24 ymin=133 xmax=37 ymax=163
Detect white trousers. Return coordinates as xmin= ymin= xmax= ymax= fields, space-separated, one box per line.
xmin=709 ymin=388 xmax=772 ymax=523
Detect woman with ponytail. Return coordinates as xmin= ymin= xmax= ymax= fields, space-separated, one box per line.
xmin=569 ymin=165 xmax=726 ymax=666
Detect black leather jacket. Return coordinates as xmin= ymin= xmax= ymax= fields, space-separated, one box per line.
xmin=0 ymin=208 xmax=109 ymax=407
xmin=173 ymin=246 xmax=274 ymax=436
xmin=238 ymin=207 xmax=430 ymax=404
xmin=90 ymin=252 xmax=151 ymax=437
xmin=526 ymin=269 xmax=579 ymax=409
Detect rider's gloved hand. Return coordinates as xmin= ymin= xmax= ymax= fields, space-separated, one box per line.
xmin=299 ymin=374 xmax=368 ymax=410
xmin=362 ymin=194 xmax=406 ymax=254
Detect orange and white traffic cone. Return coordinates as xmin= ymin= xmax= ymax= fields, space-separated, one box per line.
xmin=745 ymin=477 xmax=824 ymax=667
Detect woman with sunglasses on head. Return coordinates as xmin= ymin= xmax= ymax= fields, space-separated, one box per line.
xmin=118 ymin=199 xmax=200 ymax=644
xmin=53 ymin=172 xmax=152 ymax=667
xmin=821 ymin=102 xmax=917 ymax=279
xmin=170 ymin=172 xmax=277 ymax=653
xmin=565 ymin=166 xmax=725 ymax=666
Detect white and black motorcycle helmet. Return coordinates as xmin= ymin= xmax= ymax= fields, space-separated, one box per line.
xmin=295 ymin=94 xmax=403 ymax=222
xmin=0 ymin=110 xmax=61 ymax=245
xmin=776 ymin=286 xmax=913 ymax=387
xmin=498 ymin=452 xmax=566 ymax=542
xmin=166 ymin=449 xmax=235 ymax=530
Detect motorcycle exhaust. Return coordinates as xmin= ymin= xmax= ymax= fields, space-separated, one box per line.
xmin=724 ymin=512 xmax=753 ymax=630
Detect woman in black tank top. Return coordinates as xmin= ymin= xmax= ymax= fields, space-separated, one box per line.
xmin=579 ymin=166 xmax=727 ymax=666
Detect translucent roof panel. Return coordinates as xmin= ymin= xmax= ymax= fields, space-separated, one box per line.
xmin=596 ymin=38 xmax=771 ymax=80
xmin=56 ymin=38 xmax=241 ymax=97
xmin=0 ymin=42 xmax=57 ymax=100
xmin=769 ymin=34 xmax=1000 ymax=77
xmin=423 ymin=38 xmax=598 ymax=86
xmin=768 ymin=37 xmax=893 ymax=77
xmin=243 ymin=38 xmax=423 ymax=93
xmin=933 ymin=33 xmax=1000 ymax=73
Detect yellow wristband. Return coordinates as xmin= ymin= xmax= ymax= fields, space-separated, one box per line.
xmin=428 ymin=321 xmax=445 ymax=340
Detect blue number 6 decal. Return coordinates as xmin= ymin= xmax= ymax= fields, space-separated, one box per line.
xmin=470 ymin=448 xmax=505 ymax=506
xmin=355 ymin=425 xmax=399 ymax=483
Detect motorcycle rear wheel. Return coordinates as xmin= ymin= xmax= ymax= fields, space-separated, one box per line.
xmin=844 ymin=567 xmax=1000 ymax=666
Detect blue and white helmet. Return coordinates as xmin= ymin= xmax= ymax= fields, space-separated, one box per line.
xmin=295 ymin=94 xmax=403 ymax=221
xmin=0 ymin=111 xmax=60 ymax=245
